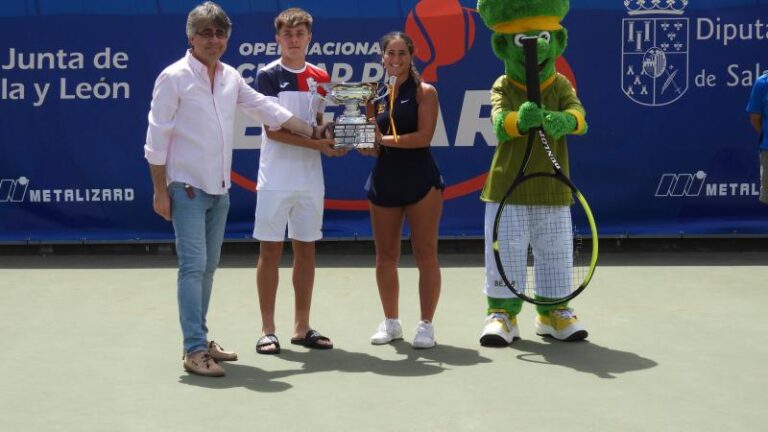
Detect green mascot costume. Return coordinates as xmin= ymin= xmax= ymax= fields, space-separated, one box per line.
xmin=477 ymin=0 xmax=589 ymax=345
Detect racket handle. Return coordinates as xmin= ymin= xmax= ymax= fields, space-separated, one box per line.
xmin=522 ymin=37 xmax=541 ymax=106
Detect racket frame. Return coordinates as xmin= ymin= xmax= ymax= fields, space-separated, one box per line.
xmin=491 ymin=36 xmax=598 ymax=305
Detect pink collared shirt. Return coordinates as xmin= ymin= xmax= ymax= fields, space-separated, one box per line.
xmin=144 ymin=51 xmax=292 ymax=195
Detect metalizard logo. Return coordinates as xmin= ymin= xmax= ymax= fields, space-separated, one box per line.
xmin=0 ymin=176 xmax=134 ymax=203
xmin=655 ymin=171 xmax=707 ymax=197
xmin=655 ymin=171 xmax=761 ymax=198
xmin=0 ymin=176 xmax=29 ymax=202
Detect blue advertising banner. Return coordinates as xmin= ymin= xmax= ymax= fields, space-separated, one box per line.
xmin=1 ymin=0 xmax=767 ymax=242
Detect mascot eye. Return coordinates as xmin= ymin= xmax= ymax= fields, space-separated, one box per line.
xmin=539 ymin=31 xmax=552 ymax=42
xmin=513 ymin=34 xmax=527 ymax=47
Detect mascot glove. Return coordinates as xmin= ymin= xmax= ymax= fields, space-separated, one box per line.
xmin=517 ymin=101 xmax=544 ymax=134
xmin=542 ymin=111 xmax=577 ymax=139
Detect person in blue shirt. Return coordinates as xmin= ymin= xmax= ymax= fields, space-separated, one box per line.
xmin=746 ymin=72 xmax=768 ymax=204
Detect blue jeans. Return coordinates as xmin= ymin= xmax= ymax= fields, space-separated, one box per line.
xmin=169 ymin=182 xmax=230 ymax=354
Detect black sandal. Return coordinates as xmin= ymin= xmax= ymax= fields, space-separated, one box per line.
xmin=290 ymin=329 xmax=333 ymax=349
xmin=256 ymin=334 xmax=281 ymax=354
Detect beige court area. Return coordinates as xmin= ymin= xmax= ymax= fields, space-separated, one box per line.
xmin=0 ymin=240 xmax=766 ymax=432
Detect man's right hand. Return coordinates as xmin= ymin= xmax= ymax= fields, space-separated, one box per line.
xmin=153 ymin=190 xmax=171 ymax=221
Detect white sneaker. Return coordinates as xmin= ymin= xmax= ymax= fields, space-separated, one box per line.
xmin=479 ymin=312 xmax=519 ymax=346
xmin=370 ymin=318 xmax=403 ymax=345
xmin=412 ymin=320 xmax=436 ymax=349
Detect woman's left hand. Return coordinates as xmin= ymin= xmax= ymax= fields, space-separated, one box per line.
xmin=357 ymin=146 xmax=379 ymax=157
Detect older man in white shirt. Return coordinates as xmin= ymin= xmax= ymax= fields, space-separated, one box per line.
xmin=144 ymin=1 xmax=334 ymax=377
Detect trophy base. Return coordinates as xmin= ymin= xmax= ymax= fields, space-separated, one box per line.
xmin=332 ymin=123 xmax=376 ymax=150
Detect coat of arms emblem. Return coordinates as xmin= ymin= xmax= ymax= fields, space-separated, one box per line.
xmin=622 ymin=0 xmax=689 ymax=106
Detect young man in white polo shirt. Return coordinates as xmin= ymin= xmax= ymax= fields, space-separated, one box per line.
xmin=253 ymin=8 xmax=345 ymax=355
xmin=144 ymin=2 xmax=330 ymax=377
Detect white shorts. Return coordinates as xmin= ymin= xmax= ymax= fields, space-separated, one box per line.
xmin=483 ymin=202 xmax=573 ymax=299
xmin=252 ymin=190 xmax=324 ymax=242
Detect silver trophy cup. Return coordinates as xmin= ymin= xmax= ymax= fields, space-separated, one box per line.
xmin=311 ymin=81 xmax=389 ymax=149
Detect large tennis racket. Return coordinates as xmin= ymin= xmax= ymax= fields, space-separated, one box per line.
xmin=492 ymin=36 xmax=598 ymax=306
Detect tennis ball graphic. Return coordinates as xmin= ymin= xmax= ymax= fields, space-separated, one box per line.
xmin=405 ymin=0 xmax=476 ymax=82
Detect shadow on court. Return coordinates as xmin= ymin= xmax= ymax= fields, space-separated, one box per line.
xmin=178 ymin=343 xmax=491 ymax=392
xmin=508 ymin=339 xmax=658 ymax=379
xmin=178 ymin=364 xmax=296 ymax=393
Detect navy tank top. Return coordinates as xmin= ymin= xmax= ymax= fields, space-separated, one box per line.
xmin=367 ymin=76 xmax=443 ymax=207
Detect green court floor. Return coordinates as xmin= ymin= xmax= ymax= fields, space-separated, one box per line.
xmin=1 ymin=242 xmax=766 ymax=431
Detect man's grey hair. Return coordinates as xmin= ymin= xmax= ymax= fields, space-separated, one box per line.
xmin=186 ymin=1 xmax=232 ymax=38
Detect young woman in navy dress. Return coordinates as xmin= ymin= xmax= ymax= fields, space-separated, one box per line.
xmin=360 ymin=32 xmax=444 ymax=349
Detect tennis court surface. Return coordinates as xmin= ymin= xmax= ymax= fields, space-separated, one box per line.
xmin=1 ymin=240 xmax=766 ymax=432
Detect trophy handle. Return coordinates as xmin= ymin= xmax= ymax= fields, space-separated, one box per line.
xmin=307 ymin=77 xmax=329 ymax=103
xmin=370 ymin=76 xmax=396 ymax=103
xmin=306 ymin=78 xmax=328 ymax=126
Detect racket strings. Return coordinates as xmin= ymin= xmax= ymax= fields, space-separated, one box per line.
xmin=496 ymin=176 xmax=591 ymax=303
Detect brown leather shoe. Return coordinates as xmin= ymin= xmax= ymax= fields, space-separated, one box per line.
xmin=183 ymin=351 xmax=225 ymax=377
xmin=208 ymin=340 xmax=238 ymax=362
